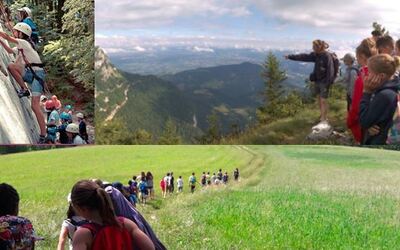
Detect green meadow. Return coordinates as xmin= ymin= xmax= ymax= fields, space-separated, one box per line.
xmin=1 ymin=145 xmax=400 ymax=249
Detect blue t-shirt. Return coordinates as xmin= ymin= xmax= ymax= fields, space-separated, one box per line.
xmin=48 ymin=110 xmax=60 ymax=125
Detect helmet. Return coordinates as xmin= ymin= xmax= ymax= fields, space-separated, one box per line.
xmin=13 ymin=22 xmax=32 ymax=37
xmin=45 ymin=100 xmax=55 ymax=110
xmin=18 ymin=7 xmax=32 ymax=17
xmin=60 ymin=112 xmax=70 ymax=121
xmin=65 ymin=104 xmax=72 ymax=110
xmin=76 ymin=113 xmax=84 ymax=119
xmin=40 ymin=95 xmax=47 ymax=102
xmin=66 ymin=123 xmax=79 ymax=134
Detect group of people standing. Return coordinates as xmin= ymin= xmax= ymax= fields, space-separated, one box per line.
xmin=162 ymin=168 xmax=240 ymax=195
xmin=286 ymin=29 xmax=400 ymax=145
xmin=40 ymin=94 xmax=89 ymax=144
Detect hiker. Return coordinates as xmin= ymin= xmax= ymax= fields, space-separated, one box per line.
xmin=77 ymin=112 xmax=89 ymax=143
xmin=128 ymin=179 xmax=138 ymax=207
xmin=0 ymin=23 xmax=46 ymax=143
xmin=201 ymin=172 xmax=207 ymax=186
xmin=58 ymin=112 xmax=71 ymax=144
xmin=177 ymin=176 xmax=183 ymax=193
xmin=163 ymin=173 xmax=171 ymax=195
xmin=340 ymin=53 xmax=359 ymax=111
xmin=0 ymin=183 xmax=39 ymax=249
xmin=70 ymin=180 xmax=155 ymax=250
xmin=57 ymin=194 xmax=88 ymax=250
xmin=189 ymin=173 xmax=197 ymax=193
xmin=160 ymin=177 xmax=167 ymax=198
xmin=223 ymin=172 xmax=229 ymax=184
xmin=138 ymin=176 xmax=148 ymax=204
xmin=376 ymin=36 xmax=395 ymax=55
xmin=46 ymin=99 xmax=60 ymax=143
xmin=40 ymin=94 xmax=48 ymax=121
xmin=170 ymin=172 xmax=175 ymax=193
xmin=206 ymin=172 xmax=211 ymax=185
xmin=359 ymin=54 xmax=400 ymax=145
xmin=347 ymin=38 xmax=378 ymax=143
xmin=211 ymin=173 xmax=217 ymax=184
xmin=146 ymin=172 xmax=154 ymax=200
xmin=93 ymin=180 xmax=166 ymax=250
xmin=17 ymin=7 xmax=39 ymax=44
xmin=217 ymin=169 xmax=223 ymax=181
xmin=66 ymin=123 xmax=86 ymax=144
xmin=61 ymin=105 xmax=73 ymax=123
xmin=371 ymin=30 xmax=382 ymax=42
xmin=52 ymin=95 xmax=62 ymax=110
xmin=234 ymin=168 xmax=239 ymax=181
xmin=285 ymin=39 xmax=336 ymax=127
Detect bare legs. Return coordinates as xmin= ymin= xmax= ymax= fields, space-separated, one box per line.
xmin=31 ymin=96 xmax=46 ymax=136
xmin=8 ymin=63 xmax=27 ymax=90
xmin=318 ymin=97 xmax=328 ymax=122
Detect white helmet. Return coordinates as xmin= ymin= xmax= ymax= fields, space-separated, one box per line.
xmin=18 ymin=7 xmax=32 ymax=17
xmin=40 ymin=95 xmax=47 ymax=102
xmin=66 ymin=123 xmax=79 ymax=134
xmin=76 ymin=113 xmax=84 ymax=119
xmin=13 ymin=22 xmax=32 ymax=37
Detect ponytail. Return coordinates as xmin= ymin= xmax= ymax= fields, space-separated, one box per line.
xmin=71 ymin=180 xmax=120 ymax=227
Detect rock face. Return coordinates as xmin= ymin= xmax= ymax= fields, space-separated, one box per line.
xmin=0 ymin=25 xmax=39 ymax=144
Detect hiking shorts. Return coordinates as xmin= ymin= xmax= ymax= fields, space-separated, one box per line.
xmin=23 ymin=69 xmax=45 ymax=97
xmin=314 ymin=82 xmax=330 ymax=99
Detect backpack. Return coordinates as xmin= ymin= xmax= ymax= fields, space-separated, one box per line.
xmin=66 ymin=217 xmax=89 ymax=240
xmin=139 ymin=181 xmax=147 ymax=193
xmin=387 ymin=91 xmax=400 ymax=144
xmin=81 ymin=217 xmax=134 ymax=250
xmin=190 ymin=176 xmax=196 ymax=184
xmin=329 ymin=52 xmax=340 ymax=82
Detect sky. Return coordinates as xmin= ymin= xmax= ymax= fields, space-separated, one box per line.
xmin=96 ymin=0 xmax=400 ymax=55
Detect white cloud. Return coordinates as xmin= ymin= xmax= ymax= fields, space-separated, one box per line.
xmin=253 ymin=0 xmax=400 ymax=35
xmin=95 ymin=0 xmax=251 ymax=30
xmin=192 ymin=46 xmax=215 ymax=52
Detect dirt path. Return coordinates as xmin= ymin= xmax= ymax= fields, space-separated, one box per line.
xmin=105 ymin=86 xmax=129 ymax=122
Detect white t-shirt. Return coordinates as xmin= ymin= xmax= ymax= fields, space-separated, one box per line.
xmin=12 ymin=39 xmax=42 ymax=70
xmin=73 ymin=135 xmax=86 ymax=145
xmin=177 ymin=178 xmax=183 ymax=187
xmin=164 ymin=176 xmax=171 ymax=186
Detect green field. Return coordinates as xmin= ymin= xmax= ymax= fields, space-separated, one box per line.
xmin=1 ymin=145 xmax=400 ymax=249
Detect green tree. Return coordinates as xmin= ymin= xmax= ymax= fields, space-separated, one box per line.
xmin=96 ymin=118 xmax=128 ymax=144
xmin=131 ymin=129 xmax=153 ymax=145
xmin=158 ymin=118 xmax=181 ymax=145
xmin=257 ymin=52 xmax=287 ymax=124
xmin=197 ymin=111 xmax=221 ymax=144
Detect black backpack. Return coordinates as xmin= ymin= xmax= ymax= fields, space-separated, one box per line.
xmin=330 ymin=52 xmax=340 ymax=81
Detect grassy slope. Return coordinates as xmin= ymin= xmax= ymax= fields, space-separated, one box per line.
xmin=150 ymin=146 xmax=400 ymax=249
xmin=1 ymin=146 xmax=400 ymax=249
xmin=0 ymin=146 xmax=252 ymax=249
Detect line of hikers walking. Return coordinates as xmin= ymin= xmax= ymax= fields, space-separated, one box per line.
xmin=285 ymin=29 xmax=400 ymax=145
xmin=0 ymin=5 xmax=86 ymax=144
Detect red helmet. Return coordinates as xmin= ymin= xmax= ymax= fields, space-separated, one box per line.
xmin=45 ymin=100 xmax=55 ymax=110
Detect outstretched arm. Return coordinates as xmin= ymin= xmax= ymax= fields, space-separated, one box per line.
xmin=286 ymin=53 xmax=316 ymax=62
xmin=0 ymin=39 xmax=14 ymax=54
xmin=0 ymin=31 xmax=18 ymax=44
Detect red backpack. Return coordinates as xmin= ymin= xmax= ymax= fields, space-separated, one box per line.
xmin=81 ymin=217 xmax=134 ymax=250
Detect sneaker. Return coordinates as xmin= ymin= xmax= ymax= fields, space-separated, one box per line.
xmin=38 ymin=135 xmax=46 ymax=144
xmin=17 ymin=89 xmax=30 ymax=98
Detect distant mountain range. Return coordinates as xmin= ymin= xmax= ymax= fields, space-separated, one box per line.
xmin=96 ymin=47 xmax=316 ymax=142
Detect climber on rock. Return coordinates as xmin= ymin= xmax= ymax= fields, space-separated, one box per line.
xmin=0 ymin=22 xmax=46 ymax=143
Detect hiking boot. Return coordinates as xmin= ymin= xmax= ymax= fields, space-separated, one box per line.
xmin=17 ymin=89 xmax=30 ymax=98
xmin=38 ymin=135 xmax=46 ymax=144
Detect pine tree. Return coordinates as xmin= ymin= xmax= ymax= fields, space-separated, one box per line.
xmin=257 ymin=52 xmax=287 ymax=124
xmin=158 ymin=118 xmax=181 ymax=145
